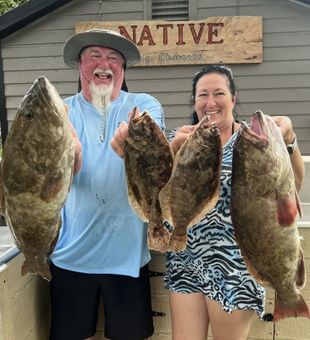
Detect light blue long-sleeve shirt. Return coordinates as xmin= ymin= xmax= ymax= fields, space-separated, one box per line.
xmin=51 ymin=90 xmax=165 ymax=277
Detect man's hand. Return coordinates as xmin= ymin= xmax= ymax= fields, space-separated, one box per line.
xmin=111 ymin=121 xmax=129 ymax=158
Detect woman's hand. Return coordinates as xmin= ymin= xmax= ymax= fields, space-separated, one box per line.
xmin=272 ymin=116 xmax=295 ymax=144
xmin=170 ymin=125 xmax=196 ymax=154
xmin=272 ymin=115 xmax=304 ymax=192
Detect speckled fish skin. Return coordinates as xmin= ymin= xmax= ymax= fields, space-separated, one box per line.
xmin=231 ymin=110 xmax=310 ymax=322
xmin=124 ymin=108 xmax=173 ymax=252
xmin=159 ymin=118 xmax=222 ymax=253
xmin=0 ymin=76 xmax=74 ymax=281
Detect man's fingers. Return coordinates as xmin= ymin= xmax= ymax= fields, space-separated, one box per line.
xmin=110 ymin=121 xmax=129 ymax=158
xmin=118 ymin=121 xmax=129 ymax=140
xmin=111 ymin=137 xmax=125 ymax=158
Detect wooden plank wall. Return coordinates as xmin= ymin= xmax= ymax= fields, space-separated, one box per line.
xmin=193 ymin=0 xmax=310 ymax=154
xmin=1 ymin=0 xmax=310 ymax=154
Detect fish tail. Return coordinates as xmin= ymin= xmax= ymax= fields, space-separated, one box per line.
xmin=148 ymin=221 xmax=171 ymax=253
xmin=21 ymin=258 xmax=52 ymax=281
xmin=168 ymin=230 xmax=187 ymax=253
xmin=274 ymin=292 xmax=310 ymax=322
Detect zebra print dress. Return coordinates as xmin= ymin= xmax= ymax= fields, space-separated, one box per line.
xmin=164 ymin=131 xmax=266 ymax=318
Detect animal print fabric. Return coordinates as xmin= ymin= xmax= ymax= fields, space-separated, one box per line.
xmin=164 ymin=131 xmax=265 ymax=318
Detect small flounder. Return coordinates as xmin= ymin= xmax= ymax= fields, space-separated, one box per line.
xmin=159 ymin=118 xmax=222 ymax=252
xmin=124 ymin=108 xmax=174 ymax=252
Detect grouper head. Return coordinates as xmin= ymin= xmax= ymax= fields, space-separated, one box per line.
xmin=15 ymin=76 xmax=67 ymax=145
xmin=4 ymin=76 xmax=71 ymax=171
xmin=239 ymin=110 xmax=285 ymax=150
xmin=238 ymin=110 xmax=288 ymax=157
xmin=234 ymin=110 xmax=291 ymax=192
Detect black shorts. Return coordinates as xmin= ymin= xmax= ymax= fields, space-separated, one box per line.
xmin=49 ymin=263 xmax=154 ymax=340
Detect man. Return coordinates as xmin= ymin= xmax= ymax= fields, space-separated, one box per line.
xmin=49 ymin=28 xmax=165 ymax=340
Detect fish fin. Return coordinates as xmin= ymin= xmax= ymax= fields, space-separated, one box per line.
xmin=5 ymin=217 xmax=22 ymax=250
xmin=126 ymin=180 xmax=148 ymax=222
xmin=158 ymin=182 xmax=173 ymax=225
xmin=276 ymin=194 xmax=298 ymax=226
xmin=69 ymin=162 xmax=74 ymax=191
xmin=168 ymin=232 xmax=187 ymax=253
xmin=188 ymin=189 xmax=220 ymax=227
xmin=47 ymin=218 xmax=62 ymax=257
xmin=21 ymin=258 xmax=52 ymax=281
xmin=147 ymin=196 xmax=171 ymax=253
xmin=295 ymin=249 xmax=306 ymax=289
xmin=242 ymin=254 xmax=271 ymax=286
xmin=233 ymin=227 xmax=272 ymax=286
xmin=40 ymin=173 xmax=64 ymax=202
xmin=0 ymin=166 xmax=5 ymax=216
xmin=273 ymin=291 xmax=310 ymax=322
xmin=148 ymin=222 xmax=171 ymax=253
xmin=295 ymin=189 xmax=303 ymax=219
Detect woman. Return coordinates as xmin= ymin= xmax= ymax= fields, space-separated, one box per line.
xmin=111 ymin=64 xmax=304 ymax=340
xmin=165 ymin=64 xmax=304 ymax=340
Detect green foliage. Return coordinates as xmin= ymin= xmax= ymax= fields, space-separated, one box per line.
xmin=0 ymin=0 xmax=29 ymax=15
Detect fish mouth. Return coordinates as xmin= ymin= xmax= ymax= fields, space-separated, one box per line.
xmin=34 ymin=76 xmax=66 ymax=121
xmin=128 ymin=108 xmax=153 ymax=135
xmin=198 ymin=116 xmax=217 ymax=129
xmin=251 ymin=111 xmax=269 ymax=138
xmin=130 ymin=107 xmax=150 ymax=124
xmin=129 ymin=107 xmax=142 ymax=123
xmin=240 ymin=110 xmax=269 ymax=149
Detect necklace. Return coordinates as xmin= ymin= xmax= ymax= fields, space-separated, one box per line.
xmin=99 ymin=96 xmax=108 ymax=143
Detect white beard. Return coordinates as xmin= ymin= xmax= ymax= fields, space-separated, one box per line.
xmin=90 ymin=82 xmax=113 ymax=113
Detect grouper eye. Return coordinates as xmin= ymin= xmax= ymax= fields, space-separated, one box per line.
xmin=24 ymin=111 xmax=34 ymax=120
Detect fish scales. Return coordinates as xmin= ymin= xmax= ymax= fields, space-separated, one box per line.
xmin=124 ymin=108 xmax=173 ymax=252
xmin=0 ymin=76 xmax=74 ymax=281
xmin=159 ymin=118 xmax=222 ymax=252
xmin=231 ymin=110 xmax=310 ymax=321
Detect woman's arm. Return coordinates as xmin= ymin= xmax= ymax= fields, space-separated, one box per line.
xmin=273 ymin=115 xmax=305 ymax=192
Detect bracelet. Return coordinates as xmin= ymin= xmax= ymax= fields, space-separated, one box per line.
xmin=286 ymin=136 xmax=297 ymax=155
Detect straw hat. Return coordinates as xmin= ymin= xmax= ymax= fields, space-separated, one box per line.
xmin=63 ymin=28 xmax=141 ymax=68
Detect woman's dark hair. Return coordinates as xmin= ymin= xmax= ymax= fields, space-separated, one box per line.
xmin=190 ymin=64 xmax=237 ymax=124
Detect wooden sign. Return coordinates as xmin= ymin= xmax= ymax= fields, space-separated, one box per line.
xmin=76 ymin=17 xmax=262 ymax=66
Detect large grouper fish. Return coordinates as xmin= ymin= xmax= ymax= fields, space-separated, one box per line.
xmin=0 ymin=76 xmax=75 ymax=281
xmin=124 ymin=107 xmax=174 ymax=252
xmin=231 ymin=110 xmax=310 ymax=321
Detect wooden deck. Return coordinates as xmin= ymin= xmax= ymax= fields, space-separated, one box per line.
xmin=0 ymin=227 xmax=309 ymax=340
xmin=149 ymin=227 xmax=310 ymax=340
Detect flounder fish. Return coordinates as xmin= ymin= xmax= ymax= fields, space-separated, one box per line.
xmin=0 ymin=76 xmax=75 ymax=281
xmin=159 ymin=118 xmax=222 ymax=252
xmin=231 ymin=110 xmax=310 ymax=321
xmin=124 ymin=108 xmax=174 ymax=252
